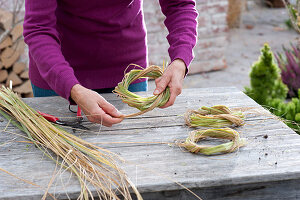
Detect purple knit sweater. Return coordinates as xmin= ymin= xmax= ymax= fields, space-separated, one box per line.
xmin=23 ymin=0 xmax=198 ymax=100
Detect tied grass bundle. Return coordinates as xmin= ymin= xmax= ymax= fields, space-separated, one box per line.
xmin=114 ymin=64 xmax=170 ymax=118
xmin=0 ymin=87 xmax=142 ymax=200
xmin=185 ymin=105 xmax=244 ymax=128
xmin=179 ymin=128 xmax=246 ymax=155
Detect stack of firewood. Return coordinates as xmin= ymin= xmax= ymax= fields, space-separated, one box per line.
xmin=0 ymin=8 xmax=32 ymax=97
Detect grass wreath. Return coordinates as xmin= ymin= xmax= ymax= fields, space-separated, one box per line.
xmin=185 ymin=105 xmax=245 ymax=128
xmin=179 ymin=128 xmax=246 ymax=155
xmin=114 ymin=64 xmax=170 ymax=118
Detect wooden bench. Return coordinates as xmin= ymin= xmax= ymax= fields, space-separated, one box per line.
xmin=0 ymin=87 xmax=299 ymax=200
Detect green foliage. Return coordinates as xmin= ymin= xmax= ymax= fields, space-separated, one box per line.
xmin=244 ymin=44 xmax=300 ymax=133
xmin=283 ymin=0 xmax=300 ymax=33
xmin=285 ymin=19 xmax=293 ymax=29
xmin=244 ymin=44 xmax=288 ymax=105
xmin=268 ymin=89 xmax=300 ymax=131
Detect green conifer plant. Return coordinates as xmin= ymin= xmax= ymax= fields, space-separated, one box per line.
xmin=244 ymin=44 xmax=300 ymax=133
xmin=244 ymin=44 xmax=288 ymax=105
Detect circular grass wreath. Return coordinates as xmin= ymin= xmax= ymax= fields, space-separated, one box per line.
xmin=179 ymin=128 xmax=246 ymax=155
xmin=185 ymin=105 xmax=245 ymax=128
xmin=114 ymin=64 xmax=170 ymax=118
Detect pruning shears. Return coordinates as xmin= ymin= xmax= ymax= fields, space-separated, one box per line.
xmin=37 ymin=106 xmax=89 ymax=132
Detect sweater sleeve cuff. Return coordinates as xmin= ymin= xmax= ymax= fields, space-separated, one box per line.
xmin=169 ymin=45 xmax=194 ymax=74
xmin=64 ymin=78 xmax=80 ymax=105
xmin=53 ymin=68 xmax=80 ymax=104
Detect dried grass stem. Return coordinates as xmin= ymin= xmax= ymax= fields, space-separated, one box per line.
xmin=0 ymin=87 xmax=142 ymax=200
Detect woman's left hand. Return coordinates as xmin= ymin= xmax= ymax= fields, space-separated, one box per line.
xmin=153 ymin=59 xmax=187 ymax=108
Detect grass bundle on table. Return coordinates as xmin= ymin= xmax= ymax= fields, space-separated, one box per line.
xmin=185 ymin=105 xmax=245 ymax=128
xmin=114 ymin=64 xmax=170 ymax=118
xmin=0 ymin=87 xmax=142 ymax=200
xmin=178 ymin=128 xmax=246 ymax=155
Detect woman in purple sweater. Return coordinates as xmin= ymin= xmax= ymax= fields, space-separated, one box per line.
xmin=23 ymin=0 xmax=198 ymax=127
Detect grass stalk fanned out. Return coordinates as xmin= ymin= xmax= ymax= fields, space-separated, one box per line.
xmin=114 ymin=64 xmax=170 ymax=118
xmin=0 ymin=86 xmax=142 ymax=200
xmin=178 ymin=128 xmax=246 ymax=155
xmin=185 ymin=105 xmax=245 ymax=128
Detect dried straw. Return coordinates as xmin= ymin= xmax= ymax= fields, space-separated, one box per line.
xmin=0 ymin=86 xmax=142 ymax=200
xmin=178 ymin=128 xmax=246 ymax=155
xmin=114 ymin=64 xmax=170 ymax=118
xmin=184 ymin=105 xmax=245 ymax=128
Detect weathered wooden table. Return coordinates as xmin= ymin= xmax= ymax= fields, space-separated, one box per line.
xmin=0 ymin=87 xmax=300 ymax=200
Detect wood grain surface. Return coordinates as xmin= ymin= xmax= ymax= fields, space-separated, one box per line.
xmin=0 ymin=87 xmax=299 ymax=200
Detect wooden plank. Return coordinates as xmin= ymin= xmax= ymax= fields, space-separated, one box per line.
xmin=0 ymin=87 xmax=299 ymax=200
xmin=139 ymin=179 xmax=300 ymax=200
xmin=20 ymin=87 xmax=258 ymax=118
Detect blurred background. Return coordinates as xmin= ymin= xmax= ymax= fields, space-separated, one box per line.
xmin=0 ymin=0 xmax=297 ymax=96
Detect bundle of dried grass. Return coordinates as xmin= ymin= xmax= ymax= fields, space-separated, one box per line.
xmin=114 ymin=64 xmax=170 ymax=118
xmin=184 ymin=105 xmax=244 ymax=128
xmin=0 ymin=86 xmax=142 ymax=200
xmin=178 ymin=128 xmax=246 ymax=155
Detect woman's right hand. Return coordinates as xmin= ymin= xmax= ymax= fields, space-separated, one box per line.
xmin=70 ymin=84 xmax=123 ymax=127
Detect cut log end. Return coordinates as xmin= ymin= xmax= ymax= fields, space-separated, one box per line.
xmin=13 ymin=62 xmax=26 ymax=74
xmin=0 ymin=70 xmax=8 ymax=82
xmin=20 ymin=70 xmax=29 ymax=79
xmin=0 ymin=36 xmax=12 ymax=49
xmin=0 ymin=9 xmax=13 ymax=31
xmin=14 ymin=80 xmax=32 ymax=94
xmin=6 ymin=71 xmax=22 ymax=87
xmin=10 ymin=23 xmax=23 ymax=42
